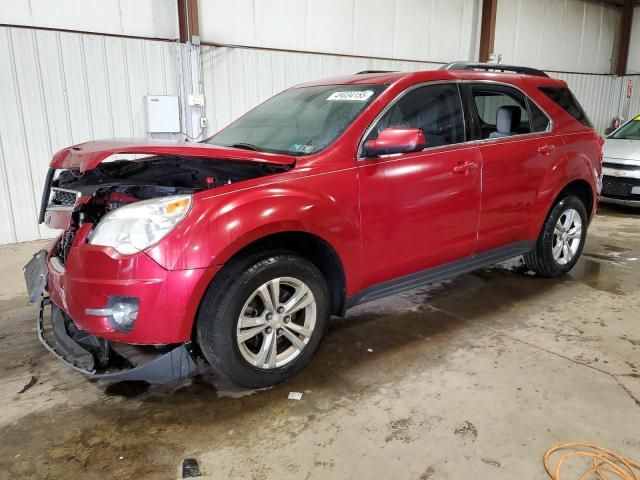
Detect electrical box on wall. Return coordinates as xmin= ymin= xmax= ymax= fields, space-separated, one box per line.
xmin=144 ymin=95 xmax=181 ymax=133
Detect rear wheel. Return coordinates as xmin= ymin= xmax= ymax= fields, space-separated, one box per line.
xmin=196 ymin=252 xmax=330 ymax=388
xmin=524 ymin=195 xmax=587 ymax=277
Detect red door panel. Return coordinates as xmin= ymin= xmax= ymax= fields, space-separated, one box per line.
xmin=358 ymin=143 xmax=482 ymax=289
xmin=476 ymin=134 xmax=565 ymax=253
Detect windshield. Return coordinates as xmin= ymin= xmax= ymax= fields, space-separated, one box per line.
xmin=207 ymin=84 xmax=386 ymax=155
xmin=609 ymin=115 xmax=640 ymax=140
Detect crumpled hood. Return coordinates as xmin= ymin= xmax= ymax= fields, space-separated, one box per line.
xmin=50 ymin=139 xmax=296 ymax=172
xmin=603 ymin=138 xmax=640 ymax=162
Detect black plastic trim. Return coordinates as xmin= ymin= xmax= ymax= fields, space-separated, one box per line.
xmin=38 ymin=168 xmax=55 ymax=224
xmin=346 ymin=241 xmax=535 ymax=308
xmin=441 ymin=62 xmax=549 ymax=77
xmin=355 ymin=70 xmax=398 ymax=74
xmin=38 ymin=299 xmax=200 ymax=383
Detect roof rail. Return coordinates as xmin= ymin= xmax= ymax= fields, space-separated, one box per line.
xmin=355 ymin=70 xmax=397 ymax=74
xmin=440 ymin=62 xmax=549 ymax=78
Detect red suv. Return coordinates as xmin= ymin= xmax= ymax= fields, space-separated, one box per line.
xmin=25 ymin=62 xmax=602 ymax=388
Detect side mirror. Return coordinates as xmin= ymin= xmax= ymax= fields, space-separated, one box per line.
xmin=363 ymin=127 xmax=426 ymax=157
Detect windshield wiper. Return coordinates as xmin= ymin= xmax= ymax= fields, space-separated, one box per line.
xmin=229 ymin=143 xmax=264 ymax=152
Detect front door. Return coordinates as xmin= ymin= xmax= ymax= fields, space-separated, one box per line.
xmin=358 ymin=82 xmax=482 ymax=289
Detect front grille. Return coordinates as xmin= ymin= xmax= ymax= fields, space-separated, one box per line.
xmin=49 ymin=188 xmax=78 ymax=209
xmin=602 ymin=161 xmax=640 ymax=171
xmin=602 ymin=177 xmax=640 ymax=199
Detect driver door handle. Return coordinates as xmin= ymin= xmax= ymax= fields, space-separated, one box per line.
xmin=538 ymin=144 xmax=555 ymax=155
xmin=452 ymin=161 xmax=479 ymax=174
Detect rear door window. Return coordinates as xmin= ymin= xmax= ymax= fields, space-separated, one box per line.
xmin=469 ymin=85 xmax=531 ymax=139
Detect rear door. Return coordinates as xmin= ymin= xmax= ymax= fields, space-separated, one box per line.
xmin=357 ymin=82 xmax=482 ymax=288
xmin=463 ymin=82 xmax=564 ymax=253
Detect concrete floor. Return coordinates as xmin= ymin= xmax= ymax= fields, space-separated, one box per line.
xmin=1 ymin=205 xmax=639 ymax=479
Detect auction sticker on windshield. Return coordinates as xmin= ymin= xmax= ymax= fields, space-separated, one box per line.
xmin=327 ymin=90 xmax=374 ymax=101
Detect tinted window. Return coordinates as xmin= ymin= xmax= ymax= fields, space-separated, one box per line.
xmin=366 ymin=83 xmax=465 ymax=148
xmin=610 ymin=116 xmax=640 ymax=140
xmin=207 ymin=84 xmax=385 ymax=155
xmin=470 ymin=85 xmax=530 ymax=139
xmin=538 ymin=86 xmax=592 ymax=127
xmin=529 ymin=100 xmax=551 ymax=132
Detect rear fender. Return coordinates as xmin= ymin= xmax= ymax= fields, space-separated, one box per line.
xmin=527 ymin=134 xmax=599 ymax=238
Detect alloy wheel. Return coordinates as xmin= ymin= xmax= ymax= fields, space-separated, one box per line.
xmin=236 ymin=277 xmax=317 ymax=369
xmin=552 ymin=208 xmax=582 ymax=265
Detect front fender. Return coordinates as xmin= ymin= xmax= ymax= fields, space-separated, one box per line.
xmin=146 ymin=168 xmax=362 ymax=294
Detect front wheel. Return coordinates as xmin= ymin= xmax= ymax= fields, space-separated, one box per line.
xmin=196 ymin=252 xmax=330 ymax=388
xmin=524 ymin=195 xmax=588 ymax=277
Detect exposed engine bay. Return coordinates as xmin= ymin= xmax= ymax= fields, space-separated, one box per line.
xmin=45 ymin=155 xmax=290 ymax=263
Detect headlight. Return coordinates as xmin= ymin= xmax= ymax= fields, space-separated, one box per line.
xmin=89 ymin=195 xmax=192 ymax=254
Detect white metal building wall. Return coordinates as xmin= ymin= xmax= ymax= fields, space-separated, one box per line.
xmin=628 ymin=7 xmax=640 ymax=74
xmin=494 ymin=0 xmax=620 ymax=74
xmin=0 ymin=26 xmax=179 ymax=245
xmin=198 ymin=0 xmax=481 ymax=63
xmin=617 ymin=76 xmax=640 ymax=120
xmin=630 ymin=77 xmax=640 ymax=117
xmin=0 ymin=0 xmax=179 ymax=39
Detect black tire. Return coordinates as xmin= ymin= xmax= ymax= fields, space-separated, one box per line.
xmin=196 ymin=251 xmax=330 ymax=389
xmin=524 ymin=195 xmax=588 ymax=277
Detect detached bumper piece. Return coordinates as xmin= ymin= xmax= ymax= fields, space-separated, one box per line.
xmin=24 ymin=250 xmax=48 ymax=303
xmin=38 ymin=299 xmax=199 ymax=383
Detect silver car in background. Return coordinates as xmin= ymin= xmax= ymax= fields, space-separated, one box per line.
xmin=601 ymin=114 xmax=640 ymax=206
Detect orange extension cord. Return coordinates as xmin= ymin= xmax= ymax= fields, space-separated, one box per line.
xmin=544 ymin=443 xmax=640 ymax=480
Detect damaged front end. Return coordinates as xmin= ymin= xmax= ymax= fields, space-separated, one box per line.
xmin=42 ymin=154 xmax=289 ymax=263
xmin=27 ymin=140 xmax=294 ymax=383
xmin=37 ymin=298 xmax=198 ymax=383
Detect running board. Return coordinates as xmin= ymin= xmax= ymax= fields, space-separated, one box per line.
xmin=345 ymin=241 xmax=535 ymax=308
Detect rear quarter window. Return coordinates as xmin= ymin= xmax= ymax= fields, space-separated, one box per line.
xmin=538 ymin=86 xmax=592 ymax=127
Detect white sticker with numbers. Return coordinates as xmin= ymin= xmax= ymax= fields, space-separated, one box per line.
xmin=327 ymin=90 xmax=374 ymax=101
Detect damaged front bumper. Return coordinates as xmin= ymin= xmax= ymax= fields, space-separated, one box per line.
xmin=37 ymin=298 xmax=199 ymax=383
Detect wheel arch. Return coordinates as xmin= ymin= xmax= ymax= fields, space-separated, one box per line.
xmin=555 ymin=179 xmax=595 ymax=220
xmin=206 ymin=230 xmax=348 ymax=318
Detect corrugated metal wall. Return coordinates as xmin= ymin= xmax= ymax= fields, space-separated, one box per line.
xmin=629 ymin=77 xmax=640 ymax=118
xmin=0 ymin=0 xmax=179 ymax=39
xmin=198 ymin=0 xmax=481 ymax=63
xmin=0 ymin=26 xmax=179 ymax=245
xmin=617 ymin=76 xmax=640 ymax=121
xmin=495 ymin=0 xmax=620 ymax=74
xmin=628 ymin=7 xmax=640 ymax=74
